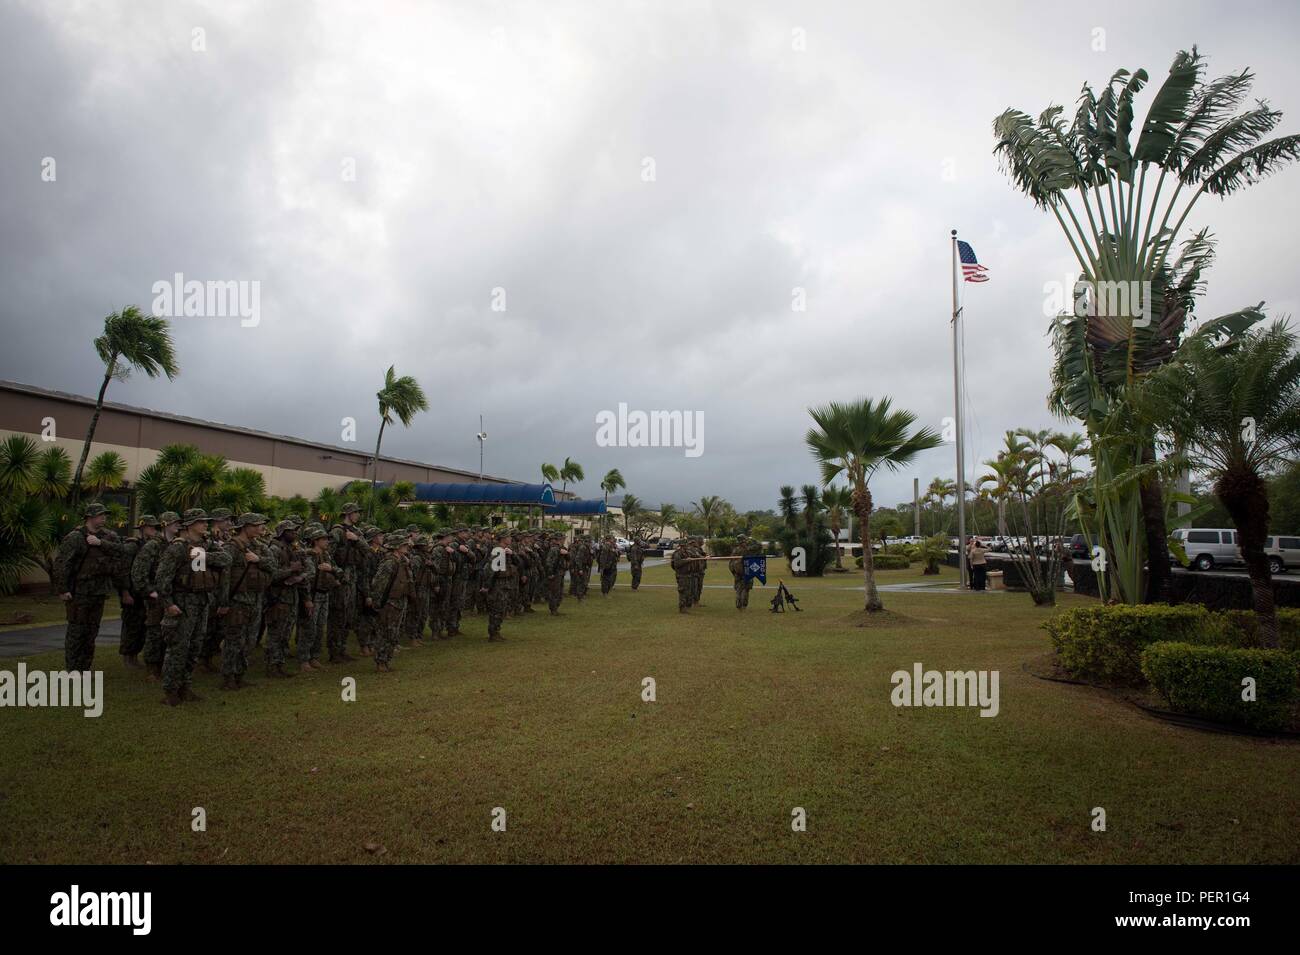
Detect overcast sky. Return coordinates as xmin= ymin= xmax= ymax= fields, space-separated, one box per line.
xmin=3 ymin=0 xmax=1299 ymax=512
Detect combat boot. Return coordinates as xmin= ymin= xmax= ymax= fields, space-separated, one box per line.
xmin=145 ymin=664 xmax=162 ymax=682
xmin=122 ymin=653 xmax=142 ymax=669
xmin=309 ymin=659 xmax=323 ymax=670
xmin=199 ymin=655 xmax=217 ymax=674
xmin=161 ymin=689 xmax=182 ymax=707
xmin=181 ymin=686 xmax=204 ymax=702
xmin=236 ymin=673 xmax=254 ymax=688
xmin=220 ymin=675 xmax=239 ymax=691
xmin=300 ymin=662 xmax=314 ymax=674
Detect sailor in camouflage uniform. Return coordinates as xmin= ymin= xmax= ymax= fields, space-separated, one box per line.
xmin=53 ymin=502 xmax=129 ymax=671
xmin=370 ymin=531 xmax=412 ymax=671
xmin=116 ymin=515 xmax=154 ymax=668
xmin=355 ymin=525 xmax=384 ymax=655
xmin=155 ymin=509 xmax=230 ymax=705
xmin=597 ymin=535 xmax=619 ymax=595
xmin=483 ymin=530 xmax=519 ymax=642
xmin=670 ymin=540 xmax=694 ymax=613
xmin=404 ymin=534 xmax=429 ymax=645
xmin=299 ymin=524 xmax=336 ymax=671
xmin=197 ymin=507 xmax=234 ymax=672
xmin=327 ymin=502 xmax=366 ymax=662
xmin=542 ymin=533 xmax=568 ymax=614
xmin=628 ymin=537 xmax=645 ymax=590
xmin=264 ymin=519 xmax=306 ymax=677
xmin=134 ymin=511 xmax=180 ymax=681
xmin=215 ymin=513 xmax=277 ymax=689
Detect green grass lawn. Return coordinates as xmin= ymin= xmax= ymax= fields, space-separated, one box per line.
xmin=1 ymin=560 xmax=1297 ymax=864
xmin=0 ymin=590 xmax=97 ymax=629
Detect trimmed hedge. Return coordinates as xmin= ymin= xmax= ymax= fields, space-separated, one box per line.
xmin=1140 ymin=642 xmax=1299 ymax=732
xmin=858 ymin=553 xmax=910 ymax=570
xmin=1216 ymin=609 xmax=1300 ymax=651
xmin=1044 ymin=605 xmax=1213 ymax=685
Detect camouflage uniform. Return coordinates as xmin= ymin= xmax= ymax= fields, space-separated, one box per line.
xmin=485 ymin=536 xmax=520 ymax=641
xmin=446 ymin=536 xmax=472 ymax=635
xmin=300 ymin=526 xmax=336 ymax=667
xmin=597 ymin=538 xmax=619 ymax=595
xmin=117 ymin=519 xmax=152 ymax=663
xmin=51 ymin=504 xmax=127 ymax=671
xmin=403 ymin=538 xmax=429 ymax=643
xmin=264 ymin=522 xmax=305 ymax=675
xmin=198 ymin=508 xmax=234 ymax=670
xmin=133 ymin=513 xmax=179 ymax=678
xmin=155 ymin=510 xmax=230 ymax=703
xmin=629 ymin=539 xmax=645 ymax=590
xmin=216 ymin=514 xmax=277 ymax=688
xmin=354 ymin=527 xmax=383 ymax=654
xmin=371 ymin=533 xmax=412 ymax=669
xmin=729 ymin=542 xmax=752 ymax=610
xmin=543 ymin=537 xmax=568 ymax=614
xmin=326 ymin=504 xmax=366 ymax=661
xmin=670 ymin=543 xmax=693 ymax=613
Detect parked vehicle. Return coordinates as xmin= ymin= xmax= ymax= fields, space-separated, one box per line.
xmin=1170 ymin=528 xmax=1242 ymax=571
xmin=615 ymin=537 xmax=632 ymax=553
xmin=1067 ymin=534 xmax=1089 ymax=561
xmin=1263 ymin=535 xmax=1300 ymax=574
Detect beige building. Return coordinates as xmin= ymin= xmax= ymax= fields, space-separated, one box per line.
xmin=0 ymin=379 xmax=522 ymax=500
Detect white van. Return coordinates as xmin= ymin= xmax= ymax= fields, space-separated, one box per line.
xmin=1171 ymin=528 xmax=1241 ymax=571
xmin=1263 ymin=535 xmax=1300 ymax=574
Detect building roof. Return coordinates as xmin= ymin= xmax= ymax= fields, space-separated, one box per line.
xmin=411 ymin=482 xmax=556 ymax=506
xmin=0 ymin=378 xmax=517 ymax=485
xmin=553 ymin=499 xmax=607 ymax=515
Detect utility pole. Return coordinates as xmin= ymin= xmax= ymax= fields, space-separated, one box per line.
xmin=913 ymin=477 xmax=921 ymax=538
xmin=476 ymin=415 xmax=486 ymax=482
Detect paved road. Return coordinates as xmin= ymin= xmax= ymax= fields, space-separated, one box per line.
xmin=2 ymin=617 xmax=121 ymax=659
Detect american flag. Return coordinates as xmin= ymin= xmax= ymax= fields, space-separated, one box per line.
xmin=957 ymin=240 xmax=989 ymax=283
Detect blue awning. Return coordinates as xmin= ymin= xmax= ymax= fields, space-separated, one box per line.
xmin=410 ymin=482 xmax=555 ymax=507
xmin=552 ymin=499 xmax=607 ymax=516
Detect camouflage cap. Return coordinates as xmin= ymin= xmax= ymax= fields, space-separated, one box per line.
xmin=83 ymin=502 xmax=109 ymax=518
xmin=304 ymin=526 xmax=328 ymax=542
xmin=180 ymin=508 xmax=209 ymax=525
xmin=237 ymin=512 xmax=268 ymax=527
xmin=383 ymin=531 xmax=408 ymax=549
xmin=341 ymin=502 xmax=361 ymax=515
xmin=137 ymin=513 xmax=161 ymax=528
xmin=209 ymin=507 xmax=234 ymax=522
xmin=415 ymin=535 xmax=432 ymax=548
xmin=159 ymin=511 xmax=181 ymax=525
xmin=288 ymin=514 xmax=306 ymax=525
xmin=274 ymin=519 xmax=297 ymax=535
xmin=405 ymin=524 xmax=419 ymax=533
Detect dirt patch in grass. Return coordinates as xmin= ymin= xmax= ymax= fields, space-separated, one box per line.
xmin=841 ymin=609 xmax=917 ymax=628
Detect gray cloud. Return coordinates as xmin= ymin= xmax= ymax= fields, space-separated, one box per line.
xmin=3 ymin=0 xmax=1299 ymax=511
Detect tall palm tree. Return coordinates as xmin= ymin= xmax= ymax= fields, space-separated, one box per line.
xmin=806 ymin=398 xmax=943 ymax=612
xmin=778 ymin=485 xmax=798 ymax=529
xmin=691 ymin=494 xmax=723 ymax=537
xmin=1147 ymin=320 xmax=1300 ymax=646
xmin=995 ymin=49 xmax=1298 ymax=603
xmin=165 ymin=453 xmax=228 ymax=510
xmin=541 ymin=462 xmax=559 ymax=485
xmin=369 ymin=366 xmax=429 ymax=514
xmin=559 ymin=457 xmax=584 ymax=495
xmin=924 ymin=477 xmax=956 ymax=535
xmin=799 ymin=485 xmax=821 ymax=533
xmin=620 ymin=494 xmax=642 ymax=536
xmin=1049 ymin=432 xmax=1090 ymax=480
xmin=600 ymin=469 xmax=626 ymax=535
xmin=821 ymin=484 xmax=853 ymax=569
xmin=70 ymin=306 xmax=179 ymax=503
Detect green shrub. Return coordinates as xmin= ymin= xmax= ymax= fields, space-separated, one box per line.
xmin=708 ymin=537 xmax=736 ymax=557
xmin=1140 ymin=642 xmax=1299 ymax=732
xmin=865 ymin=554 xmax=910 ymax=570
xmin=1215 ymin=609 xmax=1300 ymax=651
xmin=1044 ymin=605 xmax=1212 ymax=685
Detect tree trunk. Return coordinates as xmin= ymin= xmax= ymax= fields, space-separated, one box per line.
xmin=70 ymin=366 xmax=114 ymax=504
xmin=369 ymin=418 xmax=387 ymax=518
xmin=852 ymin=484 xmax=882 ymax=612
xmin=1216 ymin=466 xmax=1278 ymax=648
xmin=1139 ymin=443 xmax=1172 ymax=604
xmin=832 ymin=517 xmax=843 ymax=569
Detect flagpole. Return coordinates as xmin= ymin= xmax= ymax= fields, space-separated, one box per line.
xmin=951 ymin=229 xmax=968 ymax=589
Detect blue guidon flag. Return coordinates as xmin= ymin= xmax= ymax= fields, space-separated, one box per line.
xmin=957 ymin=240 xmax=989 ymax=283
xmin=743 ymin=556 xmax=767 ymax=585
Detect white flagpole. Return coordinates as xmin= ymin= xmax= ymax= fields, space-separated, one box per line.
xmin=951 ymin=229 xmax=968 ymax=588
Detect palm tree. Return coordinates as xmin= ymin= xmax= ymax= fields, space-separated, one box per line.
xmin=995 ymin=50 xmax=1298 ymax=603
xmin=821 ymin=484 xmax=853 ymax=569
xmin=369 ymin=366 xmax=429 ymax=514
xmin=70 ymin=306 xmax=179 ymax=503
xmin=1049 ymin=432 xmax=1090 ymax=480
xmin=85 ymin=451 xmax=127 ymax=499
xmin=657 ymin=503 xmax=678 ymax=539
xmin=214 ymin=467 xmax=268 ymax=513
xmin=691 ymin=494 xmax=723 ymax=538
xmin=924 ymin=477 xmax=956 ymax=535
xmin=541 ymin=462 xmax=559 ymax=485
xmin=1147 ymin=320 xmax=1300 ymax=646
xmin=559 ymin=457 xmax=584 ymax=495
xmin=600 ymin=469 xmax=626 ymax=534
xmin=806 ymin=398 xmax=943 ymax=612
xmin=34 ymin=447 xmax=72 ymax=501
xmin=778 ymin=485 xmax=798 ymax=529
xmin=166 ymin=453 xmax=228 ymax=510
xmin=800 ymin=485 xmax=821 ymax=533
xmin=620 ymin=494 xmax=642 ymax=537
xmin=0 ymin=436 xmax=64 ymax=592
